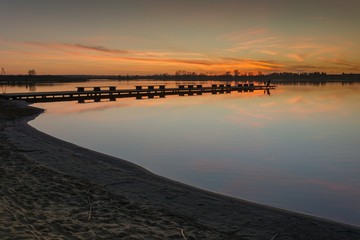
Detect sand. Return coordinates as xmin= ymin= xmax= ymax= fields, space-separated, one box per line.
xmin=0 ymin=99 xmax=359 ymax=240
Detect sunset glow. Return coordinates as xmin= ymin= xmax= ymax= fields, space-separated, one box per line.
xmin=1 ymin=0 xmax=360 ymax=75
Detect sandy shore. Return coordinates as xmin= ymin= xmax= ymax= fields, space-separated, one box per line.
xmin=1 ymin=99 xmax=359 ymax=239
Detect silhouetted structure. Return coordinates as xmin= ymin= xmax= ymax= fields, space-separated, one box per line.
xmin=0 ymin=84 xmax=275 ymax=103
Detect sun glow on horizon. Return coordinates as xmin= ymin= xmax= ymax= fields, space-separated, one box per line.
xmin=1 ymin=0 xmax=360 ymax=75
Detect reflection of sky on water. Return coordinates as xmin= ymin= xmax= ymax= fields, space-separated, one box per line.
xmin=27 ymin=81 xmax=360 ymax=226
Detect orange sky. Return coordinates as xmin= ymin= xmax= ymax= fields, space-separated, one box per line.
xmin=1 ymin=0 xmax=360 ymax=75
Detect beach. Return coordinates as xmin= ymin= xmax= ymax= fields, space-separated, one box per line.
xmin=1 ymin=99 xmax=359 ymax=240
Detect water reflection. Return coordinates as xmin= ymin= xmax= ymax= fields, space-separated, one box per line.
xmin=22 ymin=81 xmax=360 ymax=226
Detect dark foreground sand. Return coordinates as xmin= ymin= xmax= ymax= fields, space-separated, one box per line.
xmin=1 ymin=99 xmax=359 ymax=240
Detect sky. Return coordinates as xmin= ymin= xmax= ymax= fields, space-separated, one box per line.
xmin=1 ymin=0 xmax=360 ymax=75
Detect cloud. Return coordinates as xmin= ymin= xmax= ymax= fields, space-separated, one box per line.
xmin=70 ymin=43 xmax=132 ymax=54
xmin=4 ymin=40 xmax=284 ymax=70
xmin=218 ymin=29 xmax=267 ymax=41
xmin=226 ymin=37 xmax=280 ymax=52
xmin=223 ymin=58 xmax=285 ymax=68
xmin=77 ymin=35 xmax=157 ymax=44
xmin=307 ymin=16 xmax=330 ymax=21
xmin=318 ymin=57 xmax=360 ymax=71
xmin=260 ymin=50 xmax=278 ymax=56
xmin=20 ymin=41 xmax=133 ymax=55
xmin=239 ymin=59 xmax=285 ymax=69
xmin=287 ymin=54 xmax=304 ymax=62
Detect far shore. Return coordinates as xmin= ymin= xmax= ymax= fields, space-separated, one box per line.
xmin=1 ymin=98 xmax=359 ymax=239
xmin=1 ymin=73 xmax=360 ymax=85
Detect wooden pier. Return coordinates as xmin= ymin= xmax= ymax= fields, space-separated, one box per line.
xmin=0 ymin=84 xmax=275 ymax=103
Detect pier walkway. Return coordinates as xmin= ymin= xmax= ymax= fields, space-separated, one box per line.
xmin=0 ymin=84 xmax=275 ymax=103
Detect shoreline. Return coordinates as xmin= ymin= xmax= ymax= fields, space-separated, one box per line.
xmin=1 ymin=99 xmax=359 ymax=239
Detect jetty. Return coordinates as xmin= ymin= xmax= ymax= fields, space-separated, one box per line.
xmin=0 ymin=84 xmax=275 ymax=103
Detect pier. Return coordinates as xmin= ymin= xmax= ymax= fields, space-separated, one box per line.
xmin=0 ymin=84 xmax=275 ymax=103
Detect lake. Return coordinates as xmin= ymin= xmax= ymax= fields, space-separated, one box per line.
xmin=3 ymin=79 xmax=360 ymax=226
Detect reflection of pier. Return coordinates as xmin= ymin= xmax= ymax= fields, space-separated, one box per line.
xmin=0 ymin=84 xmax=275 ymax=103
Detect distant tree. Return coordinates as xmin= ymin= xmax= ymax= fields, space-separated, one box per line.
xmin=233 ymin=70 xmax=240 ymax=76
xmin=225 ymin=71 xmax=231 ymax=76
xmin=28 ymin=69 xmax=36 ymax=76
xmin=175 ymin=70 xmax=188 ymax=76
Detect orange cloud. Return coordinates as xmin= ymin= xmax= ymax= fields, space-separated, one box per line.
xmin=260 ymin=50 xmax=278 ymax=56
xmin=1 ymin=39 xmax=287 ymax=74
xmin=218 ymin=29 xmax=267 ymax=41
xmin=226 ymin=37 xmax=280 ymax=52
xmin=287 ymin=54 xmax=304 ymax=62
xmin=318 ymin=57 xmax=360 ymax=71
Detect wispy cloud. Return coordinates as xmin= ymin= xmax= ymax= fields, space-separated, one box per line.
xmin=20 ymin=42 xmax=134 ymax=55
xmin=2 ymin=40 xmax=286 ymax=71
xmin=77 ymin=35 xmax=157 ymax=44
xmin=318 ymin=57 xmax=360 ymax=71
xmin=307 ymin=16 xmax=330 ymax=21
xmin=259 ymin=50 xmax=278 ymax=56
xmin=218 ymin=29 xmax=267 ymax=41
xmin=226 ymin=37 xmax=280 ymax=52
xmin=287 ymin=54 xmax=304 ymax=62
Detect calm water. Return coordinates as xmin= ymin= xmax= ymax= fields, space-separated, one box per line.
xmin=4 ymin=80 xmax=360 ymax=226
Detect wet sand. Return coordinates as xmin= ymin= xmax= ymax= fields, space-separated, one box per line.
xmin=1 ymin=99 xmax=359 ymax=239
